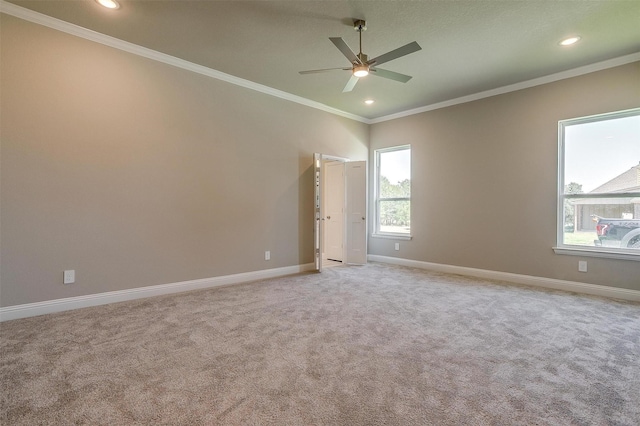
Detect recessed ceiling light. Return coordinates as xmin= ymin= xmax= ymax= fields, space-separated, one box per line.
xmin=96 ymin=0 xmax=120 ymax=9
xmin=559 ymin=36 xmax=581 ymax=46
xmin=364 ymin=99 xmax=375 ymax=105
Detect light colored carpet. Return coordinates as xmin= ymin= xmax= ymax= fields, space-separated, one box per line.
xmin=1 ymin=262 xmax=639 ymax=425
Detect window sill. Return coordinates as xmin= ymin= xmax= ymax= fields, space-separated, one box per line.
xmin=552 ymin=246 xmax=640 ymax=262
xmin=372 ymin=233 xmax=412 ymax=241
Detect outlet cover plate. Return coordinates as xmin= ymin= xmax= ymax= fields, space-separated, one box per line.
xmin=63 ymin=270 xmax=75 ymax=284
xmin=578 ymin=261 xmax=587 ymax=272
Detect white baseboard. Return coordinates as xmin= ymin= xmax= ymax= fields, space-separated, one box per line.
xmin=368 ymin=255 xmax=640 ymax=302
xmin=0 ymin=263 xmax=316 ymax=322
xmin=4 ymin=257 xmax=636 ymax=322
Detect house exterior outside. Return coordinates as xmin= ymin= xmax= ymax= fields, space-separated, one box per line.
xmin=574 ymin=162 xmax=640 ymax=231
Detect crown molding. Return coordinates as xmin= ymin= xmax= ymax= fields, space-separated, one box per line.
xmin=0 ymin=0 xmax=371 ymax=124
xmin=369 ymin=52 xmax=640 ymax=124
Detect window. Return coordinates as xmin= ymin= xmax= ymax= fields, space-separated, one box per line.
xmin=556 ymin=108 xmax=640 ymax=260
xmin=374 ymin=146 xmax=411 ymax=236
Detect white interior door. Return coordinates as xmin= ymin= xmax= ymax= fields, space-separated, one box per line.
xmin=324 ymin=161 xmax=344 ymax=261
xmin=346 ymin=161 xmax=367 ymax=264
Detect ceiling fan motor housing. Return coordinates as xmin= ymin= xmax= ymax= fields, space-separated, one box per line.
xmin=356 ymin=53 xmax=368 ymax=64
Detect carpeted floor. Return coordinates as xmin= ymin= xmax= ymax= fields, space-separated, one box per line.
xmin=1 ymin=262 xmax=639 ymax=425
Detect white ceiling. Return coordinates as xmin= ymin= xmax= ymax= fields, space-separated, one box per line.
xmin=6 ymin=0 xmax=640 ymax=120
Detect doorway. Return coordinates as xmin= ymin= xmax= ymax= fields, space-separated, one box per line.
xmin=324 ymin=160 xmax=344 ymax=264
xmin=314 ymin=153 xmax=367 ymax=272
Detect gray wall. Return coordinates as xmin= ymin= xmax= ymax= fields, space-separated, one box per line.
xmin=0 ymin=16 xmax=368 ymax=307
xmin=369 ymin=62 xmax=640 ymax=290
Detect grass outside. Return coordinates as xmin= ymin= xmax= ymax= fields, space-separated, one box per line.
xmin=564 ymin=231 xmax=597 ymax=246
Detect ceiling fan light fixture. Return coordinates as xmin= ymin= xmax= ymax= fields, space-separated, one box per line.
xmin=353 ymin=65 xmax=369 ymax=78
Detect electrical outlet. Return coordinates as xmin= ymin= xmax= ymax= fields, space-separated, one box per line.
xmin=63 ymin=270 xmax=75 ymax=284
xmin=265 ymin=251 xmax=270 ymax=261
xmin=578 ymin=261 xmax=587 ymax=273
xmin=394 ymin=243 xmax=400 ymax=251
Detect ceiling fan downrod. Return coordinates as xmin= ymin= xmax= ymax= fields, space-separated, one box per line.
xmin=354 ymin=20 xmax=367 ymax=63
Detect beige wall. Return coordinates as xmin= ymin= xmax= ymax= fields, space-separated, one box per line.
xmin=0 ymin=16 xmax=368 ymax=307
xmin=369 ymin=62 xmax=640 ymax=290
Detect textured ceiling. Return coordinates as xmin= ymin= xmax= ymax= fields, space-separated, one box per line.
xmin=6 ymin=0 xmax=640 ymax=120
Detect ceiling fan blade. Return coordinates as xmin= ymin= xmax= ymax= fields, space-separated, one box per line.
xmin=370 ymin=68 xmax=412 ymax=83
xmin=367 ymin=41 xmax=421 ymax=67
xmin=342 ymin=75 xmax=359 ymax=93
xmin=299 ymin=67 xmax=351 ymax=75
xmin=329 ymin=37 xmax=360 ymax=64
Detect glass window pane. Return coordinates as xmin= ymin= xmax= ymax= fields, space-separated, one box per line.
xmin=379 ymin=199 xmax=410 ymax=234
xmin=563 ymin=197 xmax=640 ymax=250
xmin=564 ymin=114 xmax=640 ymax=194
xmin=380 ymin=149 xmax=411 ymax=198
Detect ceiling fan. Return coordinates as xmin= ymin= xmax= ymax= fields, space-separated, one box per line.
xmin=299 ymin=20 xmax=422 ymax=93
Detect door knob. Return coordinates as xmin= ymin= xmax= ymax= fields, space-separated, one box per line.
xmin=327 ymin=216 xmax=331 ymax=220
xmin=362 ymin=217 xmax=365 ymax=220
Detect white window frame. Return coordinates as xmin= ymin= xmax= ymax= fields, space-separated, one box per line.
xmin=373 ymin=145 xmax=412 ymax=239
xmin=554 ymin=108 xmax=640 ymax=261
